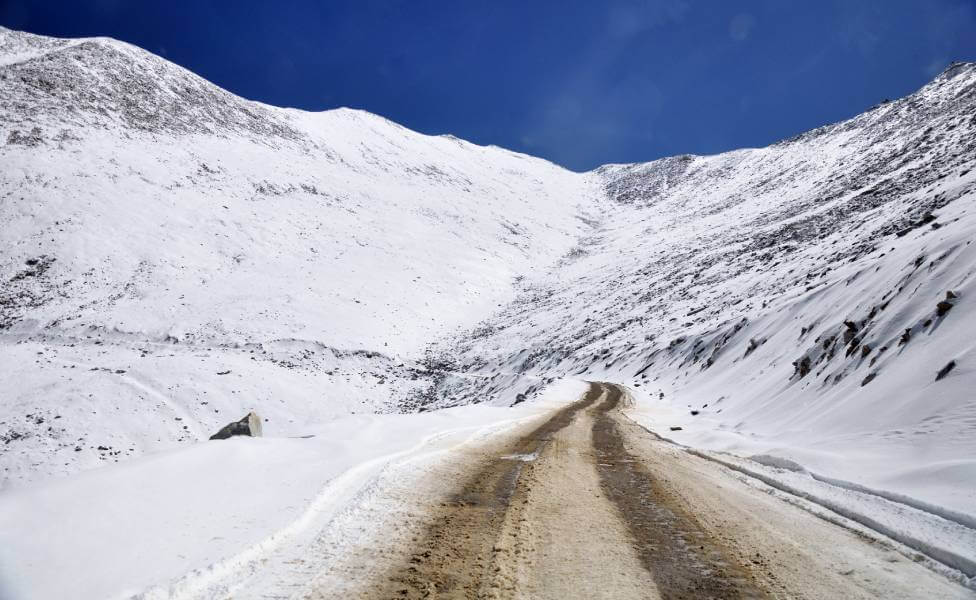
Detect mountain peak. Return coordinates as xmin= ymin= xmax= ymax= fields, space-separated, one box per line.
xmin=1 ymin=27 xmax=305 ymax=142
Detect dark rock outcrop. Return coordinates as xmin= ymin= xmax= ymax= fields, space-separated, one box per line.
xmin=209 ymin=411 xmax=263 ymax=440
xmin=936 ymin=361 xmax=956 ymax=381
xmin=793 ymin=356 xmax=812 ymax=378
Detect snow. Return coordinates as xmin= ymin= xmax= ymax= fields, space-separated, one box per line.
xmin=613 ymin=197 xmax=976 ymax=521
xmin=624 ymin=393 xmax=976 ymax=586
xmin=437 ymin=61 xmax=976 ymax=584
xmin=2 ymin=24 xmax=975 ymax=597
xmin=0 ymin=26 xmax=80 ymax=67
xmin=0 ymin=379 xmax=587 ymax=600
xmin=0 ymin=26 xmax=602 ymax=486
xmin=445 ymin=64 xmax=976 ymax=514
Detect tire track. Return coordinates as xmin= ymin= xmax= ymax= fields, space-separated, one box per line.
xmin=592 ymin=384 xmax=765 ymax=599
xmin=364 ymin=384 xmax=603 ymax=598
xmin=362 ymin=383 xmax=766 ymax=599
xmin=306 ymin=381 xmax=973 ymax=599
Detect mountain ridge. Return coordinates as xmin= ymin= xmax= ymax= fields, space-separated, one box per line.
xmin=1 ymin=27 xmax=974 ymax=533
xmin=0 ymin=26 xmax=601 ymax=486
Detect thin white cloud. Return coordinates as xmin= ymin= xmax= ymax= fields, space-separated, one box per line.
xmin=606 ymin=0 xmax=690 ymax=39
xmin=729 ymin=13 xmax=756 ymax=42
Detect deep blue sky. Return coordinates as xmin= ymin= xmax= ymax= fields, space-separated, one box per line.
xmin=3 ymin=1 xmax=975 ymax=171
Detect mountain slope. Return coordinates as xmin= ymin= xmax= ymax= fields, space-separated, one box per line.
xmin=0 ymin=27 xmax=602 ymax=486
xmin=1 ymin=26 xmax=974 ymax=530
xmin=2 ymin=26 xmax=976 ymax=599
xmin=438 ymin=62 xmax=976 ymax=518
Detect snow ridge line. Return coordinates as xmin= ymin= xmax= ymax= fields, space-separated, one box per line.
xmin=124 ymin=411 xmax=553 ymax=600
xmin=807 ymin=471 xmax=976 ymax=532
xmin=124 ymin=456 xmax=394 ymax=600
xmin=647 ymin=421 xmax=976 ymax=533
xmin=615 ymin=403 xmax=976 ymax=590
xmin=682 ymin=448 xmax=976 ymax=587
xmin=268 ymin=411 xmax=554 ymax=598
xmin=0 ymin=37 xmax=85 ymax=69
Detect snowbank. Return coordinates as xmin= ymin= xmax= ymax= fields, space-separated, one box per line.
xmin=0 ymin=379 xmax=587 ymax=600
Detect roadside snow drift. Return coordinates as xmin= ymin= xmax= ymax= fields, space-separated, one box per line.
xmin=0 ymin=381 xmax=586 ymax=600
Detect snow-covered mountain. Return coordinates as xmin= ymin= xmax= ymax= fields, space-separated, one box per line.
xmin=2 ymin=24 xmax=975 ymax=529
xmin=438 ymin=60 xmax=976 ymax=518
xmin=0 ymin=26 xmax=602 ymax=485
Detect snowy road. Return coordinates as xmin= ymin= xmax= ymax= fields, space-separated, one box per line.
xmin=240 ymin=383 xmax=973 ymax=599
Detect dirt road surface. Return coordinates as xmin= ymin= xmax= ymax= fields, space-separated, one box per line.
xmin=248 ymin=383 xmax=973 ymax=599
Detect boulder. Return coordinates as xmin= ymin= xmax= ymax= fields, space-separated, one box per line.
xmin=209 ymin=411 xmax=263 ymax=440
xmin=936 ymin=361 xmax=956 ymax=381
xmin=792 ymin=356 xmax=812 ymax=378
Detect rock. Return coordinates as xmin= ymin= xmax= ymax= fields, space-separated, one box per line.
xmin=843 ymin=320 xmax=858 ymax=332
xmin=860 ymin=344 xmax=872 ymax=358
xmin=936 ymin=301 xmax=954 ymax=316
xmin=792 ymin=356 xmax=812 ymax=378
xmin=936 ymin=361 xmax=956 ymax=381
xmin=861 ymin=372 xmax=877 ymax=386
xmin=946 ymin=290 xmax=958 ymax=299
xmin=690 ymin=410 xmax=700 ymax=416
xmin=669 ymin=426 xmax=683 ymax=431
xmin=899 ymin=329 xmax=911 ymax=345
xmin=6 ymin=127 xmax=43 ymax=147
xmin=209 ymin=411 xmax=263 ymax=440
